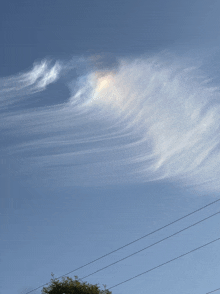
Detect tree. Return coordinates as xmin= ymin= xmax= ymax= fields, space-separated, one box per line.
xmin=41 ymin=275 xmax=112 ymax=294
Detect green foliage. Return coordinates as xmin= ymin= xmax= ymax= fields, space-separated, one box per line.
xmin=41 ymin=275 xmax=112 ymax=294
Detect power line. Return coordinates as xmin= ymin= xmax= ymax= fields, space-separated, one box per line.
xmin=207 ymin=288 xmax=220 ymax=294
xmin=109 ymin=236 xmax=220 ymax=289
xmin=80 ymin=210 xmax=220 ymax=280
xmin=25 ymin=197 xmax=220 ymax=294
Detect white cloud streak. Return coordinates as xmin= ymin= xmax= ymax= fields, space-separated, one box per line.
xmin=1 ymin=53 xmax=220 ymax=192
xmin=0 ymin=60 xmax=61 ymax=110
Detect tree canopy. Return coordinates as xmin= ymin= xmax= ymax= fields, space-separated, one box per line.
xmin=41 ymin=275 xmax=112 ymax=294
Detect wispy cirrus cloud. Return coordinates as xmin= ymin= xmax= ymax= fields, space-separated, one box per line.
xmin=1 ymin=53 xmax=220 ymax=192
xmin=0 ymin=60 xmax=61 ymax=110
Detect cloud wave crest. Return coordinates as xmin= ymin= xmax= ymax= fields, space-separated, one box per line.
xmin=1 ymin=54 xmax=220 ymax=192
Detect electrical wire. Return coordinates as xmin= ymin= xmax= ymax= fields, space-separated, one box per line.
xmin=206 ymin=288 xmax=220 ymax=294
xmin=108 ymin=236 xmax=220 ymax=289
xmin=25 ymin=197 xmax=220 ymax=294
xmin=80 ymin=210 xmax=220 ymax=280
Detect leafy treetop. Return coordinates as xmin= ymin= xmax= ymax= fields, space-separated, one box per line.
xmin=41 ymin=275 xmax=112 ymax=294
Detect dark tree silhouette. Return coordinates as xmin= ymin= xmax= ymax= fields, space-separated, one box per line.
xmin=41 ymin=275 xmax=112 ymax=294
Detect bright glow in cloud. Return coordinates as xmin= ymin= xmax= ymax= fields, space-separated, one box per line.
xmin=1 ymin=53 xmax=220 ymax=192
xmin=95 ymin=73 xmax=113 ymax=93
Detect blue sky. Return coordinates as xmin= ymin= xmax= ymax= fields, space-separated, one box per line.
xmin=1 ymin=1 xmax=220 ymax=294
